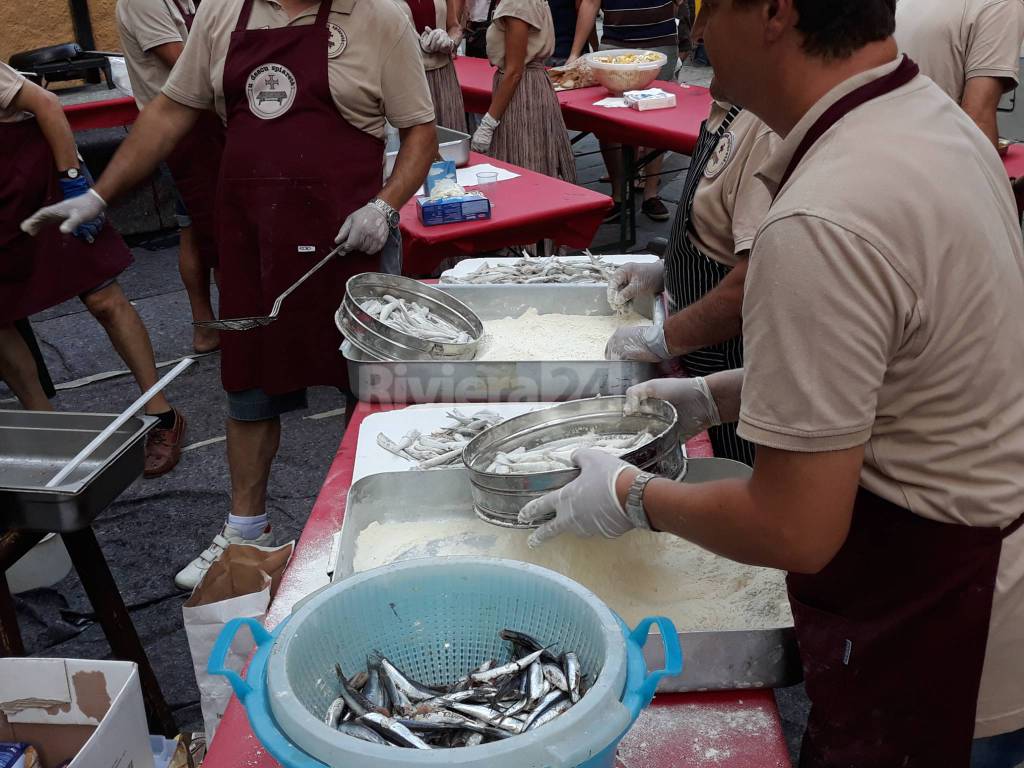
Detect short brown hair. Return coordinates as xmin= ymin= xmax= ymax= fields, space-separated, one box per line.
xmin=736 ymin=0 xmax=896 ymax=59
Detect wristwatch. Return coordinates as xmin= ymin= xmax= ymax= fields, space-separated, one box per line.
xmin=59 ymin=168 xmax=81 ymax=180
xmin=369 ymin=197 xmax=400 ymax=228
xmin=624 ymin=470 xmax=657 ymax=531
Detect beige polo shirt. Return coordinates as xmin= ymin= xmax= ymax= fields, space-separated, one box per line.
xmin=398 ymin=0 xmax=451 ymax=72
xmin=487 ymin=0 xmax=555 ymax=70
xmin=739 ymin=59 xmax=1024 ymax=738
xmin=688 ymin=103 xmax=776 ymax=268
xmin=163 ymin=0 xmax=435 ymax=140
xmin=116 ymin=0 xmax=193 ymax=109
xmin=895 ymin=0 xmax=1024 ymax=101
xmin=0 ymin=63 xmax=29 ymax=123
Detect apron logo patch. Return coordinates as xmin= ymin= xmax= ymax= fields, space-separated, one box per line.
xmin=704 ymin=131 xmax=735 ymax=179
xmin=297 ymin=245 xmax=316 ymax=253
xmin=327 ymin=23 xmax=348 ymax=58
xmin=246 ymin=63 xmax=297 ymax=120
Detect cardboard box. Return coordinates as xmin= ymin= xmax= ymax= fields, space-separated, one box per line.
xmin=0 ymin=659 xmax=155 ymax=768
xmin=417 ymin=194 xmax=491 ymax=226
xmin=625 ymin=88 xmax=677 ymax=111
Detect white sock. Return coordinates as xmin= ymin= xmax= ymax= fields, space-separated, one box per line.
xmin=227 ymin=512 xmax=269 ymax=540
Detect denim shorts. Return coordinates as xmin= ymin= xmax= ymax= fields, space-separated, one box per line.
xmin=227 ymin=387 xmax=308 ymax=421
xmin=971 ymin=726 xmax=1024 ymax=768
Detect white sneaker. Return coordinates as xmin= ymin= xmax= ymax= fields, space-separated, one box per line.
xmin=174 ymin=523 xmax=275 ymax=591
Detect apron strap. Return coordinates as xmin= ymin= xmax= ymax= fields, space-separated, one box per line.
xmin=404 ymin=0 xmax=436 ymax=33
xmin=315 ymin=0 xmax=333 ymax=27
xmin=1002 ymin=511 xmax=1024 ymax=539
xmin=777 ymin=55 xmax=919 ymax=191
xmin=234 ymin=0 xmax=257 ymax=32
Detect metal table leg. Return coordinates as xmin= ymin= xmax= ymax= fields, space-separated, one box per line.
xmin=620 ymin=145 xmax=638 ymax=250
xmin=0 ymin=529 xmax=48 ymax=658
xmin=61 ymin=527 xmax=178 ymax=737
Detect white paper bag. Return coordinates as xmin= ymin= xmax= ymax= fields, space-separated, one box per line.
xmin=182 ymin=542 xmax=292 ymax=741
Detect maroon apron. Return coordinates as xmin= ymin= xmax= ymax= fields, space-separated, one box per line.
xmin=164 ymin=0 xmax=224 ymax=270
xmin=777 ymin=56 xmax=1024 ymax=767
xmin=0 ymin=118 xmax=132 ymax=325
xmin=217 ymin=0 xmax=382 ymax=394
xmin=405 ymin=0 xmax=437 ymax=33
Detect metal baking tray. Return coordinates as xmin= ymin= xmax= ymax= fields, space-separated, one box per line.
xmin=0 ymin=410 xmax=157 ymax=532
xmin=332 ymin=467 xmax=801 ymax=692
xmin=385 ymin=125 xmax=471 ymax=178
xmin=342 ymin=284 xmax=667 ymax=403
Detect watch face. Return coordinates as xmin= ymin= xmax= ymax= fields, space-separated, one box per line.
xmin=65 ymin=168 xmax=80 ymax=179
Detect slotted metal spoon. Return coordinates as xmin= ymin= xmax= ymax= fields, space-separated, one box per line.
xmin=195 ymin=243 xmax=350 ymax=331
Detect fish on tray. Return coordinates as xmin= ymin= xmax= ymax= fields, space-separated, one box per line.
xmin=323 ymin=628 xmax=588 ymax=748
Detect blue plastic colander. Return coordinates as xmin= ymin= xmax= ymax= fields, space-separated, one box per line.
xmin=210 ymin=557 xmax=681 ymax=768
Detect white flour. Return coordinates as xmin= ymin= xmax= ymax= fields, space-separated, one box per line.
xmin=476 ymin=308 xmax=651 ymax=361
xmin=352 ymin=519 xmax=792 ymax=631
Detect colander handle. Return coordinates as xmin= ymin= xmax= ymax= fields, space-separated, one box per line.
xmin=207 ymin=617 xmax=273 ymax=702
xmin=622 ymin=616 xmax=683 ymax=718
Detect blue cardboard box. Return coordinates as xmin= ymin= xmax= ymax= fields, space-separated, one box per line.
xmin=417 ymin=194 xmax=492 ymax=226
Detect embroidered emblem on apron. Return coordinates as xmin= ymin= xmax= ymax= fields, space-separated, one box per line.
xmin=327 ymin=23 xmax=348 ymax=58
xmin=704 ymin=131 xmax=735 ymax=179
xmin=246 ymin=63 xmax=297 ymax=120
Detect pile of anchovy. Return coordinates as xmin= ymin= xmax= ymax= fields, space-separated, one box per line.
xmin=324 ymin=629 xmax=586 ymax=749
xmin=359 ymin=295 xmax=474 ymax=344
xmin=441 ymin=253 xmax=617 ymax=285
xmin=485 ymin=432 xmax=655 ymax=474
xmin=376 ymin=408 xmax=504 ymax=470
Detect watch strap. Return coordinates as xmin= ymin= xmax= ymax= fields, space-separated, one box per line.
xmin=370 ymin=197 xmax=399 ymax=226
xmin=625 ymin=470 xmax=657 ymax=531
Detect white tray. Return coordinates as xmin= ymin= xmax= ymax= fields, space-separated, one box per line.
xmin=440 ymin=253 xmax=660 ymax=280
xmin=353 ymin=402 xmax=557 ymax=483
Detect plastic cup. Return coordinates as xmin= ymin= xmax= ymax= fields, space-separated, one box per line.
xmin=476 ymin=171 xmax=499 ymax=188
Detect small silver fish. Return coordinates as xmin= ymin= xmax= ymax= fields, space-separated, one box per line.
xmin=358 ymin=712 xmax=433 ymax=749
xmin=337 ymin=720 xmax=391 ymax=745
xmin=526 ymin=698 xmax=573 ymax=731
xmin=521 ymin=690 xmax=565 ymax=731
xmin=446 ymin=702 xmax=526 ymax=734
xmin=324 ymin=697 xmax=346 ymax=727
xmin=528 ymin=662 xmax=545 ymax=706
xmin=543 ymin=663 xmax=568 ymax=692
xmin=377 ymin=655 xmax=442 ymax=703
xmin=563 ymin=653 xmax=582 ymax=704
xmin=470 ymin=648 xmax=546 ymax=683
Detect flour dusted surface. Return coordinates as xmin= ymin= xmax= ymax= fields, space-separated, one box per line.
xmin=476 ymin=308 xmax=651 ymax=361
xmin=352 ymin=519 xmax=792 ymax=631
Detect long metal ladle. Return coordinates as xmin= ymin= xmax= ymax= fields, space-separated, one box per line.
xmin=195 ymin=243 xmax=351 ymax=332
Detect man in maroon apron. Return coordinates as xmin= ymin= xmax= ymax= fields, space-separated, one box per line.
xmin=1 ymin=63 xmax=186 ymax=477
xmin=518 ymin=2 xmax=1024 ymax=766
xmin=23 ymin=0 xmax=437 ymax=590
xmin=117 ymin=0 xmax=225 ymax=354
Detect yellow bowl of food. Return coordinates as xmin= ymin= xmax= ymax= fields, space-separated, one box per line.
xmin=585 ymin=49 xmax=668 ymax=96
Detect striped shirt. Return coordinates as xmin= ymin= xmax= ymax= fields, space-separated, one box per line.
xmin=601 ymin=0 xmax=677 ymax=48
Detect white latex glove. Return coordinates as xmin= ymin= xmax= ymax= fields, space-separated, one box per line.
xmin=609 ymin=261 xmax=666 ymax=304
xmin=471 ymin=113 xmax=500 ymax=153
xmin=625 ymin=377 xmax=721 ymax=440
xmin=21 ymin=189 xmax=107 ymax=238
xmin=519 ymin=449 xmax=638 ymax=548
xmin=420 ymin=27 xmax=455 ymax=53
xmin=335 ymin=203 xmax=389 ymax=255
xmin=605 ymin=323 xmax=670 ymax=362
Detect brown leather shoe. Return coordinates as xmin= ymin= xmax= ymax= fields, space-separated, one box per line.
xmin=144 ymin=408 xmax=185 ymax=478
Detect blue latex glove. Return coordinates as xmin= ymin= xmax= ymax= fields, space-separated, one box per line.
xmin=58 ymin=173 xmax=105 ymax=243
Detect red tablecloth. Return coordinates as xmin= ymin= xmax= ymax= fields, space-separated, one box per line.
xmin=202 ymin=400 xmax=791 ymax=768
xmin=1003 ymin=144 xmax=1024 ymax=178
xmin=399 ymin=152 xmax=612 ymax=275
xmin=454 ymin=56 xmax=711 ymax=155
xmin=63 ymin=96 xmax=139 ymax=131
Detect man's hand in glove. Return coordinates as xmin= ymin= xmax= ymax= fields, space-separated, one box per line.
xmin=22 ymin=181 xmax=107 ymax=243
xmin=625 ymin=377 xmax=721 ymax=440
xmin=518 ymin=449 xmax=641 ymax=548
xmin=605 ymin=323 xmax=670 ymax=362
xmin=420 ymin=27 xmax=456 ymax=54
xmin=335 ymin=202 xmax=389 ymax=255
xmin=471 ymin=113 xmax=500 ymax=153
xmin=608 ymin=261 xmax=665 ymax=304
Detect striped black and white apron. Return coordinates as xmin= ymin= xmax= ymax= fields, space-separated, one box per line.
xmin=664 ymin=105 xmax=756 ymax=466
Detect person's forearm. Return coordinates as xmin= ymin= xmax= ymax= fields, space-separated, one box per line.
xmin=961 ymin=77 xmax=1004 ymax=150
xmin=378 ymin=122 xmax=437 ymax=210
xmin=34 ymin=95 xmax=80 ymax=171
xmin=569 ymin=0 xmax=599 ymax=59
xmin=93 ymin=94 xmax=200 ymax=204
xmin=705 ymin=367 xmax=744 ymax=424
xmin=664 ymin=257 xmax=748 ymax=356
xmin=487 ymin=66 xmax=522 ymax=121
xmin=447 ymin=0 xmax=463 ymax=36
xmin=965 ymin=107 xmax=1000 ymax=149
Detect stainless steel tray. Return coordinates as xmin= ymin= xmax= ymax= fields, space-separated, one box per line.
xmin=342 ymin=284 xmax=666 ymax=403
xmin=0 ymin=410 xmax=157 ymax=532
xmin=332 ymin=467 xmax=801 ymax=692
xmin=385 ymin=125 xmax=471 ymax=178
